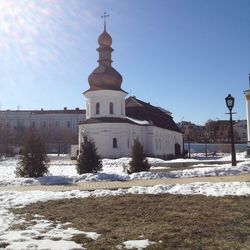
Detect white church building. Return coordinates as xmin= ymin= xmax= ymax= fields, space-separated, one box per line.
xmin=79 ymin=19 xmax=183 ymax=159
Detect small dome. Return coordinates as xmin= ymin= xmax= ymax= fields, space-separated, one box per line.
xmin=98 ymin=30 xmax=112 ymax=47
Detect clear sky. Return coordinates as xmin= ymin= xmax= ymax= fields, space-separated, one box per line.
xmin=0 ymin=0 xmax=249 ymax=125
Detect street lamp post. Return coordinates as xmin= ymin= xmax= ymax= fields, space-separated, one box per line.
xmin=225 ymin=94 xmax=237 ymax=166
xmin=187 ymin=135 xmax=191 ymax=158
xmin=204 ymin=133 xmax=208 ymax=158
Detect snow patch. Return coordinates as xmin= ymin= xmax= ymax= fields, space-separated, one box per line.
xmin=119 ymin=239 xmax=155 ymax=249
xmin=126 ymin=116 xmax=150 ymax=125
xmin=1 ymin=157 xmax=250 ymax=187
xmin=0 ymin=182 xmax=249 ymax=249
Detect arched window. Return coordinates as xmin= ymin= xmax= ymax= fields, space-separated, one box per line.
xmin=96 ymin=102 xmax=100 ymax=114
xmin=121 ymin=103 xmax=123 ymax=115
xmin=86 ymin=103 xmax=90 ymax=116
xmin=113 ymin=138 xmax=117 ymax=148
xmin=109 ymin=102 xmax=114 ymax=114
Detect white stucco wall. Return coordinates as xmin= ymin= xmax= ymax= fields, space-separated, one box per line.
xmin=79 ymin=122 xmax=183 ymax=158
xmin=149 ymin=126 xmax=183 ymax=157
xmin=84 ymin=90 xmax=127 ymax=119
xmin=79 ymin=122 xmax=138 ymax=158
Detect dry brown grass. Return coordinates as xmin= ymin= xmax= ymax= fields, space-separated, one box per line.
xmin=12 ymin=194 xmax=250 ymax=250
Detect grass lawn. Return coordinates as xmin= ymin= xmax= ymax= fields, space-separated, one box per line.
xmin=12 ymin=194 xmax=250 ymax=249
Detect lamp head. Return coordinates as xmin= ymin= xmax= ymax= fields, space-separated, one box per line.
xmin=225 ymin=94 xmax=234 ymax=111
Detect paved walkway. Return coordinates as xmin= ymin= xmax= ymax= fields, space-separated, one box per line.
xmin=0 ymin=174 xmax=249 ymax=192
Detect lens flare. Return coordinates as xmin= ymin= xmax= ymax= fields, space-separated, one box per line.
xmin=0 ymin=0 xmax=98 ymax=67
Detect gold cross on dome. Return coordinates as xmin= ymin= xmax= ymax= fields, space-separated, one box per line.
xmin=101 ymin=12 xmax=109 ymax=30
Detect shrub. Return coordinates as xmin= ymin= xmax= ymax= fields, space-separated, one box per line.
xmin=76 ymin=134 xmax=102 ymax=174
xmin=129 ymin=138 xmax=150 ymax=173
xmin=16 ymin=129 xmax=48 ymax=177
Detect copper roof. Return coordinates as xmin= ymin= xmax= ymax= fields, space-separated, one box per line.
xmin=87 ymin=64 xmax=124 ymax=93
xmin=98 ymin=30 xmax=112 ymax=47
xmin=125 ymin=96 xmax=181 ymax=133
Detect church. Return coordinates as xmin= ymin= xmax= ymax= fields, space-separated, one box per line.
xmin=79 ymin=16 xmax=183 ymax=159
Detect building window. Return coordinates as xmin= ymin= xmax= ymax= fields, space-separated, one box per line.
xmin=43 ymin=121 xmax=46 ymax=128
xmin=67 ymin=121 xmax=71 ymax=128
xmin=55 ymin=121 xmax=59 ymax=128
xmin=17 ymin=120 xmax=24 ymax=127
xmin=109 ymin=102 xmax=114 ymax=114
xmin=113 ymin=138 xmax=117 ymax=148
xmin=96 ymin=102 xmax=100 ymax=114
xmin=32 ymin=122 xmax=36 ymax=128
xmin=87 ymin=103 xmax=90 ymax=116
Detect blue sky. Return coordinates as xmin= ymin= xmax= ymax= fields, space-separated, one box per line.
xmin=0 ymin=0 xmax=249 ymax=125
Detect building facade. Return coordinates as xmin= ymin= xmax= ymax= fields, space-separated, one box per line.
xmin=0 ymin=108 xmax=85 ymax=133
xmin=0 ymin=108 xmax=86 ymax=154
xmin=79 ymin=22 xmax=183 ymax=158
xmin=233 ymin=120 xmax=247 ymax=143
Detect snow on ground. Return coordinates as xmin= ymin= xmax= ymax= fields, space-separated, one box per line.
xmin=75 ymin=163 xmax=250 ymax=183
xmin=0 ymin=189 xmax=100 ymax=249
xmin=0 ymin=182 xmax=249 ymax=249
xmin=2 ymin=225 xmax=85 ymax=250
xmin=117 ymin=239 xmax=156 ymax=249
xmin=0 ymin=153 xmax=250 ymax=186
xmin=0 ymin=153 xmax=249 ymax=248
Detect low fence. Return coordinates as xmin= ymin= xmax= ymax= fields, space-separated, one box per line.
xmin=184 ymin=143 xmax=247 ymax=154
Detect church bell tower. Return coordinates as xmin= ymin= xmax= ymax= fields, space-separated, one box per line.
xmin=84 ymin=12 xmax=127 ymax=120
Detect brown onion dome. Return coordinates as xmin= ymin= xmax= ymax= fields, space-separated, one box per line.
xmin=98 ymin=30 xmax=112 ymax=47
xmin=88 ymin=65 xmax=123 ymax=91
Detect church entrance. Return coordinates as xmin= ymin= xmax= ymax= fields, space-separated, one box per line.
xmin=175 ymin=143 xmax=181 ymax=157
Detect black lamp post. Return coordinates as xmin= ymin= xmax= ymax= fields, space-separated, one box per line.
xmin=204 ymin=132 xmax=208 ymax=158
xmin=225 ymin=94 xmax=237 ymax=166
xmin=187 ymin=135 xmax=191 ymax=158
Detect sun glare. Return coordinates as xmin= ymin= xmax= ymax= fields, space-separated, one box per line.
xmin=0 ymin=0 xmax=93 ymax=67
xmin=0 ymin=1 xmax=55 ymax=61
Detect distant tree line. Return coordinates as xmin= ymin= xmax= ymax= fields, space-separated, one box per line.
xmin=180 ymin=120 xmax=240 ymax=144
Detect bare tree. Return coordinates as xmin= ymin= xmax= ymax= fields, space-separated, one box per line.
xmin=39 ymin=127 xmax=77 ymax=155
xmin=0 ymin=123 xmax=16 ymax=156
